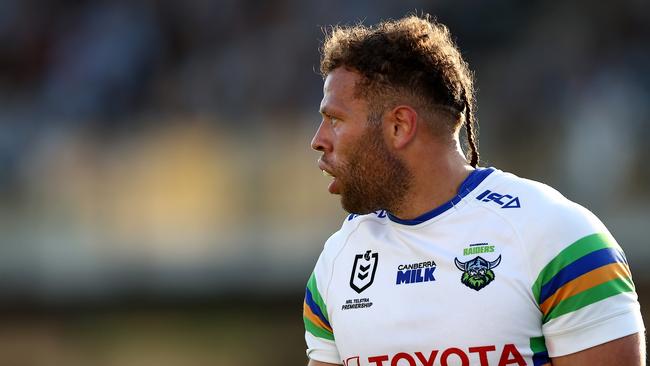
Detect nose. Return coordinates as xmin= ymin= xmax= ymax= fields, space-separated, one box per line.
xmin=310 ymin=120 xmax=331 ymax=152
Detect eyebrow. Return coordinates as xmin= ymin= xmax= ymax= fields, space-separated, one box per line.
xmin=319 ymin=106 xmax=343 ymax=118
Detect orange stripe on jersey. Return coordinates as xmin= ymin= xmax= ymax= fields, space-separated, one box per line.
xmin=303 ymin=300 xmax=333 ymax=333
xmin=540 ymin=262 xmax=631 ymax=315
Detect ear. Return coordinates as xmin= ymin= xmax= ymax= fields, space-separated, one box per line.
xmin=385 ymin=105 xmax=418 ymax=149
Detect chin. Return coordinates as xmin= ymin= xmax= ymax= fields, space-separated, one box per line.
xmin=340 ymin=198 xmax=380 ymax=215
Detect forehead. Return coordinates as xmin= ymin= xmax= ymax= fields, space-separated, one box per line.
xmin=320 ymin=68 xmax=366 ymax=115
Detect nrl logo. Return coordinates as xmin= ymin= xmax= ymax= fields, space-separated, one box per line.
xmin=349 ymin=250 xmax=379 ymax=293
xmin=454 ymin=255 xmax=502 ymax=291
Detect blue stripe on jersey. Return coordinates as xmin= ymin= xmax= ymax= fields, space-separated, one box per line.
xmin=305 ymin=287 xmax=332 ymax=329
xmin=388 ymin=167 xmax=495 ymax=225
xmin=532 ymin=351 xmax=550 ymax=366
xmin=538 ymin=247 xmax=626 ymax=305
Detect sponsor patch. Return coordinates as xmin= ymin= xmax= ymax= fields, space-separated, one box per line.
xmin=348 ymin=343 xmax=526 ymax=366
xmin=396 ymin=260 xmax=436 ymax=285
xmin=476 ymin=189 xmax=521 ymax=208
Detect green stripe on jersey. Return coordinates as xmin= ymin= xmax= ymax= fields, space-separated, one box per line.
xmin=304 ymin=316 xmax=335 ymax=341
xmin=530 ymin=336 xmax=547 ymax=354
xmin=532 ymin=233 xmax=616 ymax=302
xmin=307 ymin=272 xmax=329 ymax=322
xmin=543 ymin=276 xmax=634 ymax=323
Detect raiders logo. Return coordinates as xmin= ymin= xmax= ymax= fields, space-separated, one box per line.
xmin=349 ymin=250 xmax=379 ymax=293
xmin=454 ymin=255 xmax=502 ymax=291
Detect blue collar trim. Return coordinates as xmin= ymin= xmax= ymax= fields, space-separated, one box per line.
xmin=388 ymin=167 xmax=495 ymax=225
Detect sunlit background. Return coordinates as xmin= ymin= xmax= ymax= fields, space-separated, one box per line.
xmin=0 ymin=0 xmax=648 ymax=365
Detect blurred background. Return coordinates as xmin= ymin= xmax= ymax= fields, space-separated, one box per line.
xmin=0 ymin=0 xmax=648 ymax=365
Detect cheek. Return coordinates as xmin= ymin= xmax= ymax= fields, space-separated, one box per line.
xmin=332 ymin=136 xmax=357 ymax=162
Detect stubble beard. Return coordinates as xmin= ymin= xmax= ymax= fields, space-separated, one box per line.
xmin=337 ymin=124 xmax=413 ymax=215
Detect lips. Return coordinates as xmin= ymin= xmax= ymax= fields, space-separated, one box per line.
xmin=318 ymin=159 xmax=340 ymax=194
xmin=318 ymin=159 xmax=334 ymax=176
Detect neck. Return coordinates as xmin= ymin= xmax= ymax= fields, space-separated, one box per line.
xmin=390 ymin=146 xmax=474 ymax=220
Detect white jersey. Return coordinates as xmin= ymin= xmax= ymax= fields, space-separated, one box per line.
xmin=303 ymin=167 xmax=644 ymax=366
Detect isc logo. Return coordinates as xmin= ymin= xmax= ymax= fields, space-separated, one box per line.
xmin=476 ymin=190 xmax=521 ymax=208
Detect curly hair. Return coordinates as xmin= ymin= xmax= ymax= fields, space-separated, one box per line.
xmin=320 ymin=15 xmax=479 ymax=167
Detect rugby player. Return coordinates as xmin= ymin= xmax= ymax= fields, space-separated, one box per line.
xmin=303 ymin=15 xmax=645 ymax=366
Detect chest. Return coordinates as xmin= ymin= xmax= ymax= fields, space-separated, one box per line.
xmin=327 ymin=220 xmax=541 ymax=365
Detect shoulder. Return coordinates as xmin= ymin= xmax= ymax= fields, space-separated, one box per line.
xmin=319 ymin=210 xmax=390 ymax=260
xmin=482 ymin=171 xmax=644 ymax=356
xmin=476 ymin=169 xmax=617 ymax=282
xmin=481 ymin=169 xmax=628 ymax=291
xmin=312 ymin=210 xmax=389 ymax=279
xmin=476 ymin=169 xmax=607 ymax=237
xmin=478 ymin=169 xmax=571 ymax=210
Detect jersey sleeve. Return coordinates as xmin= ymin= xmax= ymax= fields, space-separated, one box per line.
xmin=304 ymin=234 xmax=342 ymax=364
xmin=527 ymin=201 xmax=644 ymax=357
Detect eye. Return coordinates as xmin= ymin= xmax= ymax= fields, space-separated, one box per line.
xmin=329 ymin=116 xmax=340 ymax=126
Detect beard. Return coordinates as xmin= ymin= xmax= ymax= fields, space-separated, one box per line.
xmin=335 ymin=124 xmax=413 ymax=215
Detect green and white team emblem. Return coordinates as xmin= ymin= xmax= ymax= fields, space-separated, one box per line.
xmin=454 ymin=255 xmax=502 ymax=291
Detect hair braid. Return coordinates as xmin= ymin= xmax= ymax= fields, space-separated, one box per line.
xmin=462 ymin=90 xmax=479 ymax=167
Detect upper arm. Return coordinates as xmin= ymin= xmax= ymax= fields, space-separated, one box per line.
xmin=308 ymin=360 xmax=342 ymax=366
xmin=304 ymin=231 xmax=347 ymax=364
xmin=522 ymin=200 xmax=644 ymax=357
xmin=550 ymin=332 xmax=645 ymax=366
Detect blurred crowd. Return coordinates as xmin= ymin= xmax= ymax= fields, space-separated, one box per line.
xmin=0 ymin=0 xmax=648 ymax=304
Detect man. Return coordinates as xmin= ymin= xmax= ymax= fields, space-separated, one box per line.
xmin=303 ymin=15 xmax=645 ymax=366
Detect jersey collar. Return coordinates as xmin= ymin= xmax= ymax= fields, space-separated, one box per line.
xmin=387 ymin=167 xmax=495 ymax=226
